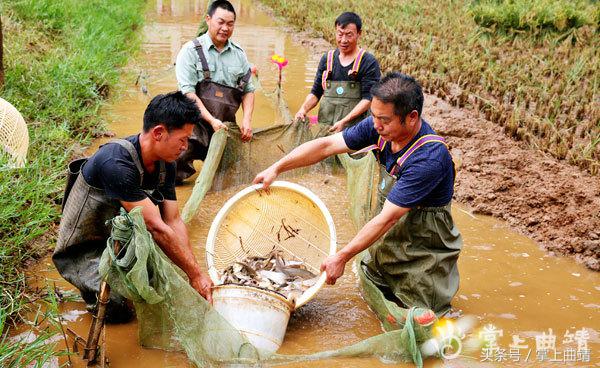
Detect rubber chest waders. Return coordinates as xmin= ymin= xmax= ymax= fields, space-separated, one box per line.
xmin=360 ymin=135 xmax=462 ymax=316
xmin=175 ymin=38 xmax=251 ymax=182
xmin=317 ymin=49 xmax=368 ymax=128
xmin=54 ymin=139 xmax=166 ymax=322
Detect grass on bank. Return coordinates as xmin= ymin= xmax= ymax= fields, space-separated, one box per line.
xmin=0 ymin=0 xmax=145 ymax=363
xmin=259 ymin=0 xmax=600 ymax=174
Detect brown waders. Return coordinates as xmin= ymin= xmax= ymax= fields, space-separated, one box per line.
xmin=361 ymin=147 xmax=462 ymax=316
xmin=54 ymin=139 xmax=165 ymax=323
xmin=175 ymin=38 xmax=251 ymax=183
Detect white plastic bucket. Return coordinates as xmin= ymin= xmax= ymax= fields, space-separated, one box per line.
xmin=206 ymin=181 xmax=337 ymax=308
xmin=212 ymin=284 xmax=293 ymax=356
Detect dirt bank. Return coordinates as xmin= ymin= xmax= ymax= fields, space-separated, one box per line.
xmin=428 ymin=96 xmax=600 ymax=271
xmin=281 ymin=23 xmax=600 ymax=271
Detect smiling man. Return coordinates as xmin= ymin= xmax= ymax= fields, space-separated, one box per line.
xmin=175 ymin=0 xmax=255 ymax=183
xmin=295 ymin=12 xmax=381 ymax=133
xmin=54 ymin=92 xmax=213 ymax=323
xmin=255 ymin=73 xmax=462 ymax=316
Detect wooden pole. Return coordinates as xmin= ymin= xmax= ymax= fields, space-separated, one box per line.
xmin=84 ymin=240 xmax=120 ymax=364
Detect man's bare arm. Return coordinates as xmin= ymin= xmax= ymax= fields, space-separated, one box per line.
xmin=253 ymin=133 xmax=350 ymax=188
xmin=121 ymin=198 xmax=213 ymax=302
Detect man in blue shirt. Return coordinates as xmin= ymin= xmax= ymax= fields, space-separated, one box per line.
xmin=254 ymin=72 xmax=462 ymax=315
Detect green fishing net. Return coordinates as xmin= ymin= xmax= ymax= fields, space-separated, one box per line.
xmin=99 ymin=208 xmax=434 ymax=367
xmin=182 ymin=75 xmax=379 ymax=225
xmin=100 ymin=70 xmax=438 ymax=366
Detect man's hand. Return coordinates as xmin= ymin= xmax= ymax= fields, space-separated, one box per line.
xmin=211 ymin=118 xmax=228 ymax=132
xmin=252 ymin=165 xmax=278 ymax=189
xmin=329 ymin=120 xmax=346 ymax=133
xmin=240 ymin=120 xmax=253 ymax=142
xmin=190 ymin=273 xmax=214 ymax=304
xmin=320 ymin=253 xmax=347 ymax=285
xmin=294 ymin=108 xmax=307 ymax=122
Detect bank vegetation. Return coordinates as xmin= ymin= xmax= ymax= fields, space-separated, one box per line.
xmin=0 ymin=0 xmax=144 ymax=365
xmin=261 ymin=0 xmax=600 ymax=174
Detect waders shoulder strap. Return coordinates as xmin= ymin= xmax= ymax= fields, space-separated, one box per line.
xmin=192 ymin=38 xmax=211 ymax=80
xmin=348 ymin=48 xmax=366 ymax=77
xmin=110 ymin=139 xmax=144 ymax=185
xmin=389 ymin=135 xmax=448 ymax=177
xmin=158 ymin=161 xmax=166 ymax=187
xmin=109 ymin=139 xmax=167 ymax=187
xmin=321 ymin=50 xmax=335 ymax=91
xmin=348 ymin=135 xmax=387 ymax=160
xmin=237 ymin=69 xmax=252 ymax=91
xmin=348 ymin=134 xmax=450 ymax=177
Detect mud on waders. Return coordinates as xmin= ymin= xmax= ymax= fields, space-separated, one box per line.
xmin=360 ymin=135 xmax=462 ymax=316
xmin=175 ymin=38 xmax=251 ymax=182
xmin=55 ymin=139 xmax=166 ymax=365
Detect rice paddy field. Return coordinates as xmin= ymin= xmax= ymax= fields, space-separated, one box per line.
xmin=260 ymin=0 xmax=600 ymax=174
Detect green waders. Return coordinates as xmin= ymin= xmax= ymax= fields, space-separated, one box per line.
xmin=314 ymin=48 xmax=369 ymax=135
xmin=361 ymin=165 xmax=462 ymax=316
xmin=318 ymin=80 xmax=366 ymax=128
xmin=317 ymin=72 xmax=369 ymax=171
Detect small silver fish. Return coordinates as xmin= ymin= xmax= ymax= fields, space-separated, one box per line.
xmin=218 ymin=249 xmax=319 ymax=299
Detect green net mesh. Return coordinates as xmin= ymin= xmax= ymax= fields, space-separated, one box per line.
xmin=99 ymin=74 xmax=442 ymax=366
xmin=99 ymin=208 xmax=434 ymax=367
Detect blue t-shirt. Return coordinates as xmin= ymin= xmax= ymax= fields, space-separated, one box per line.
xmin=342 ymin=117 xmax=454 ymax=208
xmin=82 ymin=134 xmax=177 ymax=203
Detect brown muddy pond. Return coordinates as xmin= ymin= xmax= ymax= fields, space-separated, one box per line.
xmin=27 ymin=0 xmax=599 ymax=367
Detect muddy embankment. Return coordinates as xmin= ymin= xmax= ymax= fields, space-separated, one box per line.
xmin=271 ymin=19 xmax=600 ymax=272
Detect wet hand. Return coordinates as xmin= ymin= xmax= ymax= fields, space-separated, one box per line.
xmin=241 ymin=123 xmax=253 ymax=142
xmin=190 ymin=273 xmax=214 ymax=304
xmin=320 ymin=254 xmax=346 ymax=285
xmin=211 ymin=119 xmax=228 ymax=132
xmin=252 ymin=166 xmax=278 ymax=189
xmin=328 ymin=121 xmax=345 ymax=133
xmin=294 ymin=109 xmax=306 ymax=122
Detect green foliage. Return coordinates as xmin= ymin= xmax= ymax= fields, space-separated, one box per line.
xmin=260 ymin=0 xmax=600 ymax=174
xmin=470 ymin=0 xmax=599 ymax=33
xmin=0 ymin=0 xmax=145 ymax=363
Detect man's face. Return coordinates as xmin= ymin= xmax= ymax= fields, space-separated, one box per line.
xmin=335 ymin=23 xmax=360 ymax=53
xmin=206 ymin=7 xmax=236 ymax=45
xmin=155 ymin=124 xmax=193 ymax=162
xmin=371 ymin=97 xmax=418 ymax=142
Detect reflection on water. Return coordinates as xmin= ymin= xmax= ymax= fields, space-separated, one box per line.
xmin=27 ymin=0 xmax=599 ymax=367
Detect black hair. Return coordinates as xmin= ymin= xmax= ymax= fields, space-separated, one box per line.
xmin=208 ymin=0 xmax=236 ymax=19
xmin=335 ymin=12 xmax=362 ymax=32
xmin=143 ymin=91 xmax=201 ymax=132
xmin=371 ymin=72 xmax=424 ymax=122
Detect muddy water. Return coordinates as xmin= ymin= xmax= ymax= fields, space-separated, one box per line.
xmin=27 ymin=0 xmax=599 ymax=366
